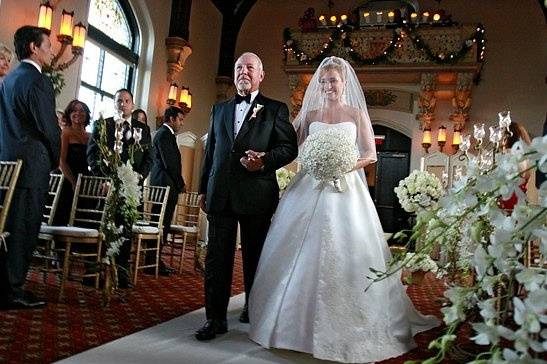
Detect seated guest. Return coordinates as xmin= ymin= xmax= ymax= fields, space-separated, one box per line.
xmin=53 ymin=100 xmax=91 ymax=225
xmin=0 ymin=43 xmax=13 ymax=81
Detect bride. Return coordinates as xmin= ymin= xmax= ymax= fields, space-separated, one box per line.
xmin=248 ymin=56 xmax=439 ymax=363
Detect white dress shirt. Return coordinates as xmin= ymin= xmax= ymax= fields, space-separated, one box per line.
xmin=22 ymin=59 xmax=42 ymax=73
xmin=234 ymin=90 xmax=258 ymax=138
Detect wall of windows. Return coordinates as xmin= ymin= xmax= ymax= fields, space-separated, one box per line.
xmin=78 ymin=0 xmax=139 ymax=122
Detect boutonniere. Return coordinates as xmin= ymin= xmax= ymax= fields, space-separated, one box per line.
xmin=250 ymin=104 xmax=264 ymax=119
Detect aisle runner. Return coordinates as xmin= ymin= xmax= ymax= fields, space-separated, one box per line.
xmin=56 ymin=294 xmax=337 ymax=364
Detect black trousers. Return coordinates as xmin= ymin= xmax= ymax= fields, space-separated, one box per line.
xmin=204 ymin=209 xmax=272 ymax=321
xmin=0 ymin=187 xmax=47 ymax=297
xmin=161 ymin=189 xmax=178 ymax=245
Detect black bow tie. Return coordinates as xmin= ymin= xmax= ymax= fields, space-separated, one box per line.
xmin=235 ymin=93 xmax=252 ymax=104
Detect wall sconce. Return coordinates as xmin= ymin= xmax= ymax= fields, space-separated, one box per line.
xmin=179 ymin=86 xmax=192 ymax=113
xmin=37 ymin=1 xmax=86 ymax=72
xmin=410 ymin=12 xmax=418 ymax=23
xmin=433 ymin=13 xmax=441 ymax=22
xmin=422 ymin=127 xmax=432 ymax=153
xmin=363 ymin=12 xmax=371 ymax=24
xmin=387 ymin=11 xmax=395 ymax=23
xmin=166 ymin=83 xmax=192 ymax=113
xmin=452 ymin=130 xmax=462 ymax=151
xmin=437 ymin=125 xmax=447 ymax=152
xmin=422 ymin=11 xmax=430 ymax=23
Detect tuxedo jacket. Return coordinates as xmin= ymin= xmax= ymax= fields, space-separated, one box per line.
xmin=0 ymin=62 xmax=61 ymax=189
xmin=200 ymin=93 xmax=298 ymax=215
xmin=87 ymin=116 xmax=152 ymax=179
xmin=149 ymin=125 xmax=185 ymax=193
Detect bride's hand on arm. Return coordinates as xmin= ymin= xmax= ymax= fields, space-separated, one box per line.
xmin=352 ymin=158 xmax=374 ymax=171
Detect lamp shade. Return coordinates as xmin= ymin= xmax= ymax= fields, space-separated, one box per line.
xmin=179 ymin=86 xmax=189 ymax=105
xmin=38 ymin=1 xmax=53 ymax=30
xmin=437 ymin=125 xmax=447 ymax=143
xmin=452 ymin=130 xmax=462 ymax=146
xmin=168 ymin=83 xmax=178 ymax=102
xmin=59 ymin=9 xmax=74 ymax=37
xmin=72 ymin=22 xmax=87 ymax=49
xmin=187 ymin=92 xmax=192 ymax=109
xmin=422 ymin=128 xmax=432 ymax=145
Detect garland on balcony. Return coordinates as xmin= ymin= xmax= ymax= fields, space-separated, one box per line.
xmin=283 ymin=24 xmax=486 ymax=66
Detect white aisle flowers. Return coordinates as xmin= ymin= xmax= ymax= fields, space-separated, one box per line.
xmin=371 ymin=117 xmax=547 ymax=363
xmin=300 ymin=127 xmax=358 ymax=192
xmin=394 ymin=170 xmax=445 ymax=213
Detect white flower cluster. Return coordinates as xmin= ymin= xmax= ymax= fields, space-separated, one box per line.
xmin=276 ymin=167 xmax=295 ymax=191
xmin=422 ymin=135 xmax=547 ymax=362
xmin=403 ymin=252 xmax=438 ymax=273
xmin=299 ymin=127 xmax=358 ymax=189
xmin=104 ymin=222 xmax=124 ymax=258
xmin=394 ymin=170 xmax=444 ymax=213
xmin=117 ymin=161 xmax=142 ymax=207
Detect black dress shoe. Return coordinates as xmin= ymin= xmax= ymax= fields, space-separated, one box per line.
xmin=4 ymin=291 xmax=46 ymax=309
xmin=239 ymin=305 xmax=249 ymax=323
xmin=195 ymin=319 xmax=228 ymax=341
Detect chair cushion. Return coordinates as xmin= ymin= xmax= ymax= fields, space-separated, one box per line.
xmin=40 ymin=225 xmax=100 ymax=238
xmin=169 ymin=225 xmax=198 ymax=234
xmin=132 ymin=225 xmax=160 ymax=234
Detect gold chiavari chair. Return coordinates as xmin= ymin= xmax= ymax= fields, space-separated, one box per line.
xmin=0 ymin=160 xmax=23 ymax=252
xmin=131 ymin=185 xmax=170 ymax=285
xmin=40 ymin=175 xmax=111 ymax=299
xmin=35 ymin=173 xmax=64 ymax=281
xmin=164 ymin=192 xmax=200 ymax=273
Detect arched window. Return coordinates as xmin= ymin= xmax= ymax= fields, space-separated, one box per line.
xmin=78 ymin=0 xmax=140 ymax=120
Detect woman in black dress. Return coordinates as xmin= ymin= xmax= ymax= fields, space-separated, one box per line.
xmin=53 ymin=100 xmax=91 ymax=225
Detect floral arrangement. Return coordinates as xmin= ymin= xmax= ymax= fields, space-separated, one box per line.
xmin=95 ymin=115 xmax=142 ymax=303
xmin=394 ymin=170 xmax=444 ymax=213
xmin=402 ymin=252 xmax=438 ymax=273
xmin=276 ymin=167 xmax=295 ymax=192
xmin=299 ymin=127 xmax=358 ymax=192
xmin=370 ymin=112 xmax=546 ymax=363
xmin=42 ymin=65 xmax=65 ymax=97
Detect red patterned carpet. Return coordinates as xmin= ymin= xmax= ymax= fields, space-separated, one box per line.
xmin=0 ymin=252 xmax=456 ymax=364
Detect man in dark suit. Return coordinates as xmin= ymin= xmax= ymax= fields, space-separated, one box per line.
xmin=0 ymin=26 xmax=61 ymax=309
xmin=149 ymin=106 xmax=186 ymax=275
xmin=195 ymin=52 xmax=298 ymax=340
xmin=87 ymin=88 xmax=152 ymax=288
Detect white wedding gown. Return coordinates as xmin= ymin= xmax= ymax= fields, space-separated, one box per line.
xmin=249 ymin=122 xmax=439 ymax=363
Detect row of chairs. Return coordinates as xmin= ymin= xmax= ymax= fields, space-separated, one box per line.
xmin=38 ymin=173 xmax=202 ymax=297
xmin=0 ymin=162 xmax=201 ymax=299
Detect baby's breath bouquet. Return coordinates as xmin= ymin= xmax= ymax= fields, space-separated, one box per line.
xmin=394 ymin=170 xmax=444 ymax=212
xmin=300 ymin=127 xmax=358 ymax=192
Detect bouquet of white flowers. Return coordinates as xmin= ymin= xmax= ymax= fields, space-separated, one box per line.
xmin=394 ymin=170 xmax=444 ymax=213
xmin=299 ymin=127 xmax=358 ymax=192
xmin=276 ymin=167 xmax=295 ymax=192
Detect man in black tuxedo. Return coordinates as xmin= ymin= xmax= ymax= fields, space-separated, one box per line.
xmin=195 ymin=52 xmax=298 ymax=340
xmin=149 ymin=106 xmax=186 ymax=275
xmin=87 ymin=88 xmax=152 ymax=288
xmin=0 ymin=26 xmax=61 ymax=309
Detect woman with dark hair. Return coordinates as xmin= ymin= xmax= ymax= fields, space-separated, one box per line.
xmin=132 ymin=108 xmax=148 ymax=124
xmin=53 ymin=99 xmax=92 ymax=225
